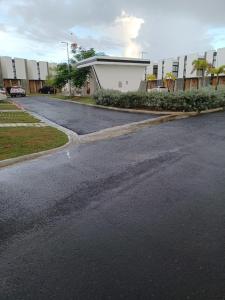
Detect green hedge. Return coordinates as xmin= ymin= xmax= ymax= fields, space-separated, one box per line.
xmin=93 ymin=88 xmax=225 ymax=112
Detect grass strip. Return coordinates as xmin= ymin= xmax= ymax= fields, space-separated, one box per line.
xmin=0 ymin=112 xmax=39 ymax=123
xmin=0 ymin=127 xmax=68 ymax=160
xmin=50 ymin=95 xmax=95 ymax=105
xmin=0 ymin=101 xmax=20 ymax=110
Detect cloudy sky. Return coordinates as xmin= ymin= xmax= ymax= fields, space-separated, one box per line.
xmin=0 ymin=0 xmax=225 ymax=63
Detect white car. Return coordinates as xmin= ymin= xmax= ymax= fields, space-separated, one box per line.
xmin=148 ymin=86 xmax=168 ymax=93
xmin=0 ymin=87 xmax=7 ymax=101
xmin=10 ymin=86 xmax=26 ymax=97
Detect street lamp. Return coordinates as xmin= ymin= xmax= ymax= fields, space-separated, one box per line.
xmin=61 ymin=41 xmax=72 ymax=97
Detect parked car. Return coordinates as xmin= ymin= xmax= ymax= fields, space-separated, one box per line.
xmin=39 ymin=86 xmax=56 ymax=94
xmin=148 ymin=86 xmax=168 ymax=93
xmin=10 ymin=86 xmax=26 ymax=97
xmin=0 ymin=87 xmax=7 ymax=100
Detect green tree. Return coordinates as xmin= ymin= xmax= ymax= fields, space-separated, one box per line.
xmin=53 ymin=63 xmax=71 ymax=89
xmin=72 ymin=47 xmax=96 ymax=62
xmin=147 ymin=74 xmax=157 ymax=81
xmin=192 ymin=59 xmax=210 ymax=89
xmin=53 ymin=47 xmax=98 ymax=91
xmin=207 ymin=65 xmax=225 ymax=90
xmin=71 ymin=47 xmax=96 ymax=88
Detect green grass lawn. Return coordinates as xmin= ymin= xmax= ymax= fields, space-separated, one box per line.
xmin=72 ymin=96 xmax=95 ymax=105
xmin=0 ymin=101 xmax=20 ymax=110
xmin=0 ymin=127 xmax=68 ymax=160
xmin=0 ymin=112 xmax=39 ymax=123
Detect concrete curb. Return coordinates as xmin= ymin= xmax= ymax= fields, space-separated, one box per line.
xmin=0 ymin=110 xmax=21 ymax=112
xmin=49 ymin=97 xmax=224 ymax=116
xmin=27 ymin=111 xmax=79 ymax=144
xmin=79 ymin=108 xmax=224 ymax=144
xmin=79 ymin=114 xmax=189 ymax=144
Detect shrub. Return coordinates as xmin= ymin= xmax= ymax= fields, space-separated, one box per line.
xmin=93 ymin=89 xmax=225 ymax=112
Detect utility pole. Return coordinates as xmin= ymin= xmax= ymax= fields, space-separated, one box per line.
xmin=61 ymin=41 xmax=72 ymax=97
xmin=140 ymin=51 xmax=148 ymax=81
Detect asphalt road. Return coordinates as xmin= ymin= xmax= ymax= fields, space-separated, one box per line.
xmin=13 ymin=96 xmax=154 ymax=134
xmin=0 ymin=112 xmax=225 ymax=299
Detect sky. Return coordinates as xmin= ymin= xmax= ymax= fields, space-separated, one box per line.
xmin=0 ymin=0 xmax=225 ymax=63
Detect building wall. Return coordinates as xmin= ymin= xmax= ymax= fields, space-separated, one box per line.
xmin=216 ymin=48 xmax=225 ymax=77
xmin=178 ymin=56 xmax=185 ymax=79
xmin=146 ymin=63 xmax=153 ymax=75
xmin=26 ymin=60 xmax=39 ymax=80
xmin=185 ymin=53 xmax=199 ymax=78
xmin=163 ymin=58 xmax=174 ymax=77
xmin=94 ymin=64 xmax=146 ymax=92
xmin=216 ymin=48 xmax=225 ymax=67
xmin=39 ymin=61 xmax=48 ymax=80
xmin=206 ymin=50 xmax=215 ymax=66
xmin=0 ymin=56 xmax=14 ymax=79
xmin=14 ymin=58 xmax=27 ymax=80
xmin=157 ymin=60 xmax=163 ymax=80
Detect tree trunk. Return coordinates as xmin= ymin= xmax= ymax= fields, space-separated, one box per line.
xmin=197 ymin=77 xmax=199 ymax=90
xmin=216 ymin=76 xmax=220 ymax=90
xmin=183 ymin=77 xmax=186 ymax=91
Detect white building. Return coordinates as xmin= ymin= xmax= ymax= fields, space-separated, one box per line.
xmin=76 ymin=56 xmax=150 ymax=95
xmin=148 ymin=47 xmax=225 ymax=90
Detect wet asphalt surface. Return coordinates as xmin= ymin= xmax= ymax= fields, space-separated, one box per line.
xmin=13 ymin=96 xmax=154 ymax=134
xmin=0 ymin=110 xmax=225 ymax=299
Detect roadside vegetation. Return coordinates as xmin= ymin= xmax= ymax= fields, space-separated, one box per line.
xmin=0 ymin=101 xmax=19 ymax=110
xmin=0 ymin=127 xmax=68 ymax=160
xmin=0 ymin=111 xmax=40 ymax=123
xmin=93 ymin=88 xmax=225 ymax=112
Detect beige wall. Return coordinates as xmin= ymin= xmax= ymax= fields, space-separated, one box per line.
xmin=27 ymin=60 xmax=39 ymax=80
xmin=39 ymin=61 xmax=48 ymax=80
xmin=14 ymin=58 xmax=26 ymax=80
xmin=94 ymin=64 xmax=146 ymax=92
xmin=0 ymin=56 xmax=14 ymax=79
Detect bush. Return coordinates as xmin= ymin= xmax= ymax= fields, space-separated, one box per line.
xmin=93 ymin=89 xmax=225 ymax=112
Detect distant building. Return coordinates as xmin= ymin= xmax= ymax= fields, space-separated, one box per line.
xmin=0 ymin=56 xmax=57 ymax=93
xmin=147 ymin=47 xmax=225 ymax=91
xmin=76 ymin=56 xmax=150 ymax=95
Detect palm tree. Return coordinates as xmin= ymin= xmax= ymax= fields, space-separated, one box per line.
xmin=147 ymin=74 xmax=157 ymax=81
xmin=165 ymin=72 xmax=176 ymax=92
xmin=147 ymin=74 xmax=157 ymax=89
xmin=192 ymin=59 xmax=210 ymax=89
xmin=207 ymin=65 xmax=225 ymax=90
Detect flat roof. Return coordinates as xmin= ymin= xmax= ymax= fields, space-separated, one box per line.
xmin=76 ymin=56 xmax=150 ymax=68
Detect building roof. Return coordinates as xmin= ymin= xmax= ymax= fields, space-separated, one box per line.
xmin=76 ymin=56 xmax=150 ymax=68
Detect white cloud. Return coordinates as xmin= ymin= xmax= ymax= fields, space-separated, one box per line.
xmin=0 ymin=0 xmax=225 ymax=62
xmin=110 ymin=11 xmax=144 ymax=57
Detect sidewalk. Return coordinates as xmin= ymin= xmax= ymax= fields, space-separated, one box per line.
xmin=0 ymin=123 xmax=47 ymax=127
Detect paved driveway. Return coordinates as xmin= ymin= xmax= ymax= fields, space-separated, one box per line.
xmin=0 ymin=112 xmax=225 ymax=299
xmin=14 ymin=96 xmax=155 ymax=134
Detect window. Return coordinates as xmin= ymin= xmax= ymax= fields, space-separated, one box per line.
xmin=126 ymin=81 xmax=128 ymax=85
xmin=118 ymin=81 xmax=122 ymax=88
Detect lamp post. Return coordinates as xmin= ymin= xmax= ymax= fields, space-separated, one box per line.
xmin=61 ymin=41 xmax=72 ymax=97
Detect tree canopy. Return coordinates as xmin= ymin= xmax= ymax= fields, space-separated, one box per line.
xmin=52 ymin=47 xmax=97 ymax=89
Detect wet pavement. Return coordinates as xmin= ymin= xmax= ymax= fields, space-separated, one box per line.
xmin=13 ymin=96 xmax=156 ymax=134
xmin=0 ymin=112 xmax=225 ymax=299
